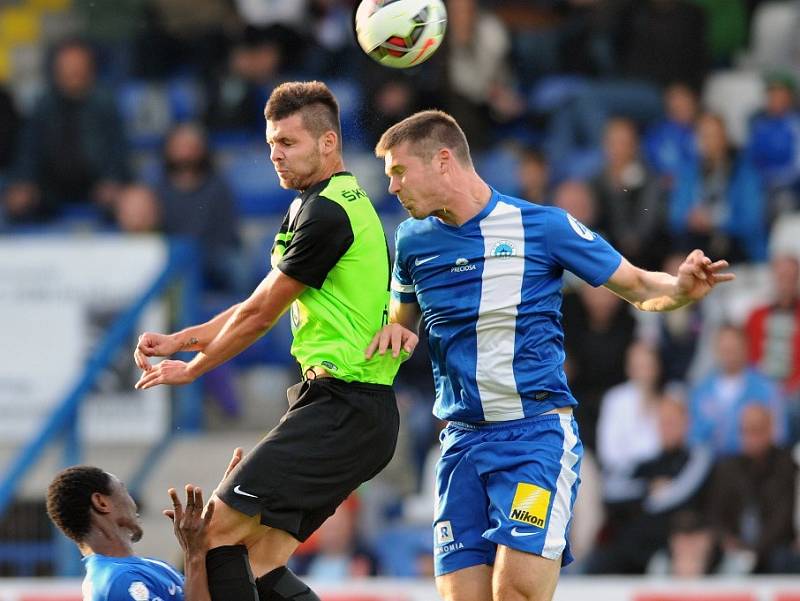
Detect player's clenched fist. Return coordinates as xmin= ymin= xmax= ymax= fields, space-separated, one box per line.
xmin=134 ymin=332 xmax=182 ymax=371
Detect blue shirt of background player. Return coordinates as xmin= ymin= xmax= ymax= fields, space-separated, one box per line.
xmin=83 ymin=554 xmax=184 ymax=601
xmin=391 ymin=188 xmax=622 ymax=423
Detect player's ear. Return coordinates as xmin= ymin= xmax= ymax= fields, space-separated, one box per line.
xmin=320 ymin=130 xmax=338 ymax=155
xmin=437 ymin=148 xmax=450 ymax=174
xmin=90 ymin=492 xmax=112 ymax=515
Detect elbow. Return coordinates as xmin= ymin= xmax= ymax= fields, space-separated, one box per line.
xmin=235 ymin=304 xmax=273 ymax=336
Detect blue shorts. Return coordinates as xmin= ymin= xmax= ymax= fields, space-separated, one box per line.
xmin=433 ymin=412 xmax=583 ymax=577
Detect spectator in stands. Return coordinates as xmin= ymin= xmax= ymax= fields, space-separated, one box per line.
xmin=516 ymin=147 xmax=551 ymax=205
xmin=640 ymin=252 xmax=704 ymax=382
xmin=669 ymin=112 xmax=767 ymax=263
xmin=0 ymin=85 xmax=19 ymax=180
xmin=442 ymin=0 xmax=524 ymax=150
xmin=562 ymin=283 xmax=636 ymax=452
xmin=596 ymin=341 xmax=664 ymax=509
xmin=205 ymin=30 xmax=282 ymax=134
xmin=643 ymin=82 xmax=699 ymax=186
xmin=3 ymin=39 xmax=129 ymax=223
xmin=649 ymin=510 xmax=721 ymax=576
xmin=590 ymin=118 xmax=669 ymax=270
xmin=114 ymin=184 xmax=161 ymax=234
xmin=689 ymin=324 xmax=786 ymax=456
xmin=745 ymin=71 xmax=800 ymax=223
xmin=551 ymin=180 xmax=599 ymax=231
xmin=708 ymin=404 xmax=799 ymax=573
xmin=135 ymin=0 xmax=237 ymax=79
xmin=0 ymin=85 xmax=19 ymax=229
xmin=361 ymin=76 xmax=420 ymax=151
xmin=233 ymin=0 xmax=310 ymax=73
xmin=618 ymin=0 xmax=709 ymax=92
xmin=746 ymin=254 xmax=800 ymax=442
xmin=306 ymin=0 xmax=362 ymax=78
xmin=692 ymin=0 xmax=748 ymax=67
xmin=299 ymin=496 xmax=376 ymax=581
xmin=156 ymin=123 xmax=247 ymax=295
xmin=585 ymin=392 xmax=714 ymax=574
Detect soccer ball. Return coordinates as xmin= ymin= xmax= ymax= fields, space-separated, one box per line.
xmin=355 ymin=0 xmax=447 ymax=69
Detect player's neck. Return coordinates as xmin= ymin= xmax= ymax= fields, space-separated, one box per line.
xmin=80 ymin=527 xmax=135 ymax=558
xmin=435 ymin=174 xmax=491 ymax=226
xmin=308 ymin=156 xmax=346 ymax=189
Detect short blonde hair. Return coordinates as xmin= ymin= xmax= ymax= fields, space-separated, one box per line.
xmin=375 ymin=110 xmax=472 ymax=166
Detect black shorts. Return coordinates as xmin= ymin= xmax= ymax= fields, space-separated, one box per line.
xmin=217 ymin=377 xmax=399 ymax=541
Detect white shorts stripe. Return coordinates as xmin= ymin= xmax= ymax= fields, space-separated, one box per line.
xmin=543 ymin=415 xmax=580 ymax=559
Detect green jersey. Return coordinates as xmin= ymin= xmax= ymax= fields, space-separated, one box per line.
xmin=271 ymin=172 xmax=401 ymax=385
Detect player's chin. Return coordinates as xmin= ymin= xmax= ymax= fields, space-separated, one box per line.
xmin=131 ymin=526 xmax=144 ymax=543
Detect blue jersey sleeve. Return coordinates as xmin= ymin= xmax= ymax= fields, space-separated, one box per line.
xmin=546 ymin=208 xmax=622 ymax=286
xmin=390 ymin=223 xmax=417 ymax=304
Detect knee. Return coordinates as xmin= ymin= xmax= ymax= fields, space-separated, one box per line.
xmin=206 ymin=496 xmax=260 ymax=547
xmin=493 ymin=579 xmax=545 ymax=601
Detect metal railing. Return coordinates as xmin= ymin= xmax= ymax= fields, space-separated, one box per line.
xmin=0 ymin=238 xmax=202 ymax=575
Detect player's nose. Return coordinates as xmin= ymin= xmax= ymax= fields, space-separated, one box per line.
xmin=388 ymin=175 xmax=401 ymax=195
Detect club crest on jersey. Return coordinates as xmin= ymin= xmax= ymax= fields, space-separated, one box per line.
xmin=128 ymin=582 xmax=150 ymax=601
xmin=492 ymin=240 xmax=515 ymax=258
xmin=566 ymin=214 xmax=595 ymax=241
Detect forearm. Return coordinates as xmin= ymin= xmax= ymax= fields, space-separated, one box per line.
xmin=609 ymin=268 xmax=691 ymax=312
xmin=182 ymin=555 xmax=212 ymax=601
xmin=173 ymin=304 xmax=241 ymax=352
xmin=389 ymin=301 xmax=422 ymax=332
xmin=186 ymin=300 xmax=274 ymax=377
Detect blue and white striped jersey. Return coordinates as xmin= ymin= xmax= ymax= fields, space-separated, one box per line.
xmin=391 ymin=189 xmax=622 ymax=423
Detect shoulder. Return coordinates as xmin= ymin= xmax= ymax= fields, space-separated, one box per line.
xmin=318 ymin=173 xmax=370 ymax=205
xmin=90 ymin=564 xmax=155 ymax=601
xmin=396 ymin=216 xmax=439 ymax=240
xmin=298 ymin=194 xmax=350 ymax=224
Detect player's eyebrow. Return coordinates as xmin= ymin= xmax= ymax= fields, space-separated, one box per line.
xmin=386 ymin=164 xmax=405 ymax=177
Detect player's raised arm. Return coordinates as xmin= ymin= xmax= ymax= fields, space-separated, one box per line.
xmin=134 ymin=303 xmax=241 ymax=371
xmin=164 ymin=485 xmax=213 ymax=601
xmin=604 ymin=249 xmax=735 ymax=312
xmin=135 ymin=270 xmax=304 ymax=390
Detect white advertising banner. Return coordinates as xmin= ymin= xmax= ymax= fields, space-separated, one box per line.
xmin=0 ymin=235 xmax=170 ymax=444
xmin=1 ymin=577 xmax=800 ymax=601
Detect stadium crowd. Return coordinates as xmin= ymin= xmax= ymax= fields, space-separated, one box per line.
xmin=1 ymin=0 xmax=800 ymax=581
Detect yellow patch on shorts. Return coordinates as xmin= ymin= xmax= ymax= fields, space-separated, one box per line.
xmin=509 ymin=482 xmax=551 ymax=528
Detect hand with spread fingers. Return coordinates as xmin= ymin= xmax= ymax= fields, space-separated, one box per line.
xmin=164 ymin=485 xmax=214 ymax=559
xmin=365 ymin=323 xmax=418 ymax=360
xmin=675 ymin=248 xmax=736 ymax=303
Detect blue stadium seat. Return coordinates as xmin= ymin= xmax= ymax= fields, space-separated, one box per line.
xmin=475 ymin=146 xmax=521 ymax=193
xmin=166 ymin=76 xmax=204 ymax=122
xmin=117 ymin=80 xmax=172 ymax=150
xmin=528 ymin=75 xmax=589 ymax=113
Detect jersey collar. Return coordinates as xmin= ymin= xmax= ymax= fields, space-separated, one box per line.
xmin=434 ymin=187 xmax=499 ymax=231
xmin=299 ymin=171 xmax=353 ymax=201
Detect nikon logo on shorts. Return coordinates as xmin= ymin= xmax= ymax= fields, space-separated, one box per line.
xmin=509 ymin=482 xmax=551 ymax=528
